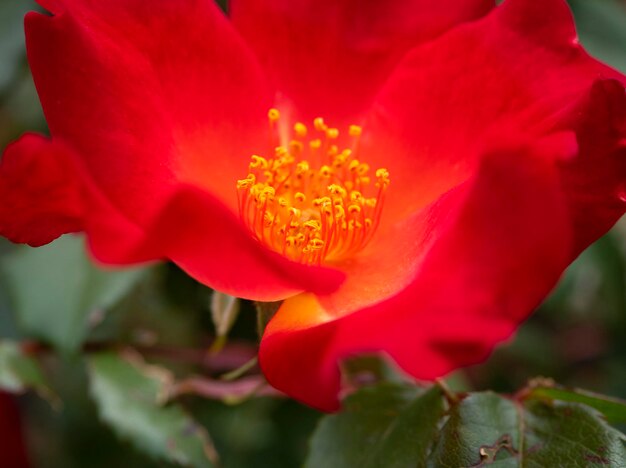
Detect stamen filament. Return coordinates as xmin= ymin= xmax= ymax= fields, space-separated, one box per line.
xmin=236 ymin=111 xmax=389 ymax=265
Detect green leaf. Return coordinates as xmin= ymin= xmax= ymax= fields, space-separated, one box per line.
xmin=524 ymin=400 xmax=626 ymax=467
xmin=87 ymin=352 xmax=218 ymax=467
xmin=0 ymin=236 xmax=146 ymax=353
xmin=306 ymin=384 xmax=445 ymax=468
xmin=427 ymin=392 xmax=518 ymax=467
xmin=526 ymin=382 xmax=626 ymax=425
xmin=570 ymin=0 xmax=626 ymax=73
xmin=428 ymin=392 xmax=626 ymax=467
xmin=307 ymin=382 xmax=626 ymax=468
xmin=0 ymin=1 xmax=36 ymax=93
xmin=0 ymin=340 xmax=50 ymax=398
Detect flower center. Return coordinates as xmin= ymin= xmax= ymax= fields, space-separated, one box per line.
xmin=236 ymin=109 xmax=390 ymax=266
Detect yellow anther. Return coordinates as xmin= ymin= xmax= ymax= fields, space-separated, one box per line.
xmin=261 ymin=186 xmax=275 ymax=199
xmin=357 ymin=163 xmax=370 ymax=176
xmin=271 ymin=159 xmax=283 ymax=171
xmin=250 ymin=155 xmax=268 ymax=170
xmin=289 ymin=207 xmax=301 ymax=218
xmin=349 ymin=125 xmax=362 ymax=137
xmin=275 ymin=146 xmax=288 ymax=157
xmin=326 ymin=128 xmax=339 ymax=140
xmin=375 ymin=168 xmax=391 ymax=187
xmin=348 ymin=204 xmax=362 ymax=214
xmin=314 ymin=196 xmax=331 ymax=207
xmin=376 ymin=168 xmax=390 ymax=179
xmin=313 ymin=117 xmax=327 ymax=132
xmin=289 ymin=140 xmax=304 ymax=154
xmin=350 ymin=191 xmax=363 ymax=202
xmin=328 ymin=184 xmax=346 ymax=196
xmin=236 ymin=174 xmax=256 ymax=189
xmin=268 ymin=108 xmax=280 ymax=122
xmin=294 ymin=122 xmax=307 ymax=138
xmin=303 ymin=220 xmax=321 ymax=231
xmin=333 ymin=157 xmax=346 ymax=168
xmin=320 ymin=165 xmax=333 ymax=178
xmin=263 ymin=212 xmax=275 ymax=226
xmin=237 ymin=112 xmax=389 ymax=265
xmin=296 ymin=161 xmax=310 ymax=175
xmin=333 ymin=152 xmax=348 ymax=166
xmin=309 ymin=238 xmax=325 ymax=249
xmin=249 ymin=183 xmax=262 ymax=196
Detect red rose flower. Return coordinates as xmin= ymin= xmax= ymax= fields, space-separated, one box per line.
xmin=0 ymin=0 xmax=624 ymax=411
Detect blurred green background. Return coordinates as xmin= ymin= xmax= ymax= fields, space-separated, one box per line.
xmin=0 ymin=1 xmax=625 ymax=467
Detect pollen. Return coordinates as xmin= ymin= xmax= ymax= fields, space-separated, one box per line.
xmin=236 ymin=109 xmax=390 ymax=265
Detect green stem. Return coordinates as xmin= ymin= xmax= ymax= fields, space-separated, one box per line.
xmin=435 ymin=378 xmax=460 ymax=405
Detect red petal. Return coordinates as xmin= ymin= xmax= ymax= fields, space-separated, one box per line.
xmin=0 ymin=134 xmax=82 ymax=247
xmin=231 ymin=0 xmax=493 ymax=122
xmin=67 ymin=152 xmax=346 ymax=300
xmin=20 ymin=1 xmax=345 ymax=299
xmin=260 ymin=135 xmax=573 ymax=411
xmin=360 ymin=0 xmax=625 ymax=229
xmin=557 ymin=79 xmax=626 ymax=256
xmin=26 ymin=0 xmax=272 ymax=223
xmin=0 ymin=135 xmax=344 ymax=300
xmin=123 ymin=185 xmax=346 ymax=301
xmin=330 ymin=0 xmax=626 ymax=317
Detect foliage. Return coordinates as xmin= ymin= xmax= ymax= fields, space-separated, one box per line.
xmin=0 ymin=236 xmax=146 ymax=354
xmin=88 ymin=352 xmax=218 ymax=467
xmin=309 ymin=382 xmax=626 ymax=468
xmin=0 ymin=1 xmax=625 ymax=467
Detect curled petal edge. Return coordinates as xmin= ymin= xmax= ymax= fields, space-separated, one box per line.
xmin=260 ymin=133 xmax=574 ymax=411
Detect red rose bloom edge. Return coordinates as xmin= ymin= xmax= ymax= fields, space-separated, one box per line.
xmin=0 ymin=0 xmax=624 ymax=411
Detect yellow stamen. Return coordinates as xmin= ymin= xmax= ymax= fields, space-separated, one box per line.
xmin=349 ymin=125 xmax=362 ymax=137
xmin=326 ymin=128 xmax=339 ymax=140
xmin=310 ymin=139 xmax=322 ymax=150
xmin=236 ymin=111 xmax=390 ymax=265
xmin=268 ymin=108 xmax=280 ymax=122
xmin=313 ymin=117 xmax=327 ymax=132
xmin=294 ymin=122 xmax=308 ymax=138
